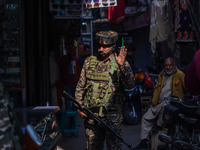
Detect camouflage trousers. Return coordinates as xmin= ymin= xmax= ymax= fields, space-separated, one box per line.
xmin=84 ymin=112 xmax=123 ymax=150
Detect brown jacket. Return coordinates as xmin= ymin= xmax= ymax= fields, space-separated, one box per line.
xmin=152 ymin=69 xmax=185 ymax=106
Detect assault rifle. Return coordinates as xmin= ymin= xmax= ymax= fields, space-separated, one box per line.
xmin=63 ymin=91 xmax=134 ymax=150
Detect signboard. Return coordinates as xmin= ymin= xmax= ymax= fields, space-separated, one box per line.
xmin=86 ymin=0 xmax=117 ymax=9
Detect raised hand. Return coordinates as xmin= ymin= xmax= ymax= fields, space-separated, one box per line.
xmin=115 ymin=46 xmax=127 ymax=66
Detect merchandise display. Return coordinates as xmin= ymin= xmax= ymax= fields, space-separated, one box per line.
xmin=0 ymin=0 xmax=21 ymax=88
xmin=50 ymin=0 xmax=83 ymax=19
xmin=86 ymin=0 xmax=117 ymax=9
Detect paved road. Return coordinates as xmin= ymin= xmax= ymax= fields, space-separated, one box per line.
xmin=57 ymin=116 xmax=141 ymax=150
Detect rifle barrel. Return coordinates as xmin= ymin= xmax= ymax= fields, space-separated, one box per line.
xmin=63 ymin=91 xmax=134 ymax=150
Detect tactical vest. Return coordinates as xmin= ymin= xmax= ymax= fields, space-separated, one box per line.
xmin=84 ymin=55 xmax=119 ymax=115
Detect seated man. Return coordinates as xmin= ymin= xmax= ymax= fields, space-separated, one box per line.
xmin=134 ymin=57 xmax=186 ymax=149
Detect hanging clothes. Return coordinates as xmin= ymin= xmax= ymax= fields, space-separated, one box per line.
xmin=149 ymin=0 xmax=172 ymax=53
xmin=173 ymin=0 xmax=195 ymax=42
xmin=108 ymin=0 xmax=125 ymax=24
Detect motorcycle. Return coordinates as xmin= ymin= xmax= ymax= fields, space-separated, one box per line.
xmin=123 ymin=71 xmax=144 ymax=125
xmin=142 ymin=65 xmax=159 ymax=96
xmin=159 ymin=97 xmax=200 ymax=150
xmin=123 ymin=69 xmax=158 ymax=125
xmin=141 ymin=72 xmax=158 ymax=96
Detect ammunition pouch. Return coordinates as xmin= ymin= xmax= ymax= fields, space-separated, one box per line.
xmin=84 ymin=83 xmax=112 ymax=108
xmin=84 ymin=55 xmax=118 ymax=108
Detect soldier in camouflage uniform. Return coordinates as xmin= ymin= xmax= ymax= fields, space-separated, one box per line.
xmin=0 ymin=82 xmax=15 ymax=149
xmin=0 ymin=82 xmax=22 ymax=150
xmin=75 ymin=31 xmax=135 ymax=150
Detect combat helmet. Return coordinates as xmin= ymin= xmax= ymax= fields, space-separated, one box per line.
xmin=96 ymin=30 xmax=118 ymax=45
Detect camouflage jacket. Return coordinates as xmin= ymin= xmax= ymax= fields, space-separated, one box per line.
xmin=75 ymin=54 xmax=135 ymax=114
xmin=0 ymin=83 xmax=22 ymax=150
xmin=0 ymin=85 xmax=15 ymax=150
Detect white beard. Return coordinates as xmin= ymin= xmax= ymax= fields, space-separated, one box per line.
xmin=165 ymin=70 xmax=173 ymax=75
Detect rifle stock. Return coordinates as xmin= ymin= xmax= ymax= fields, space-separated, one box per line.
xmin=63 ymin=90 xmax=134 ymax=150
